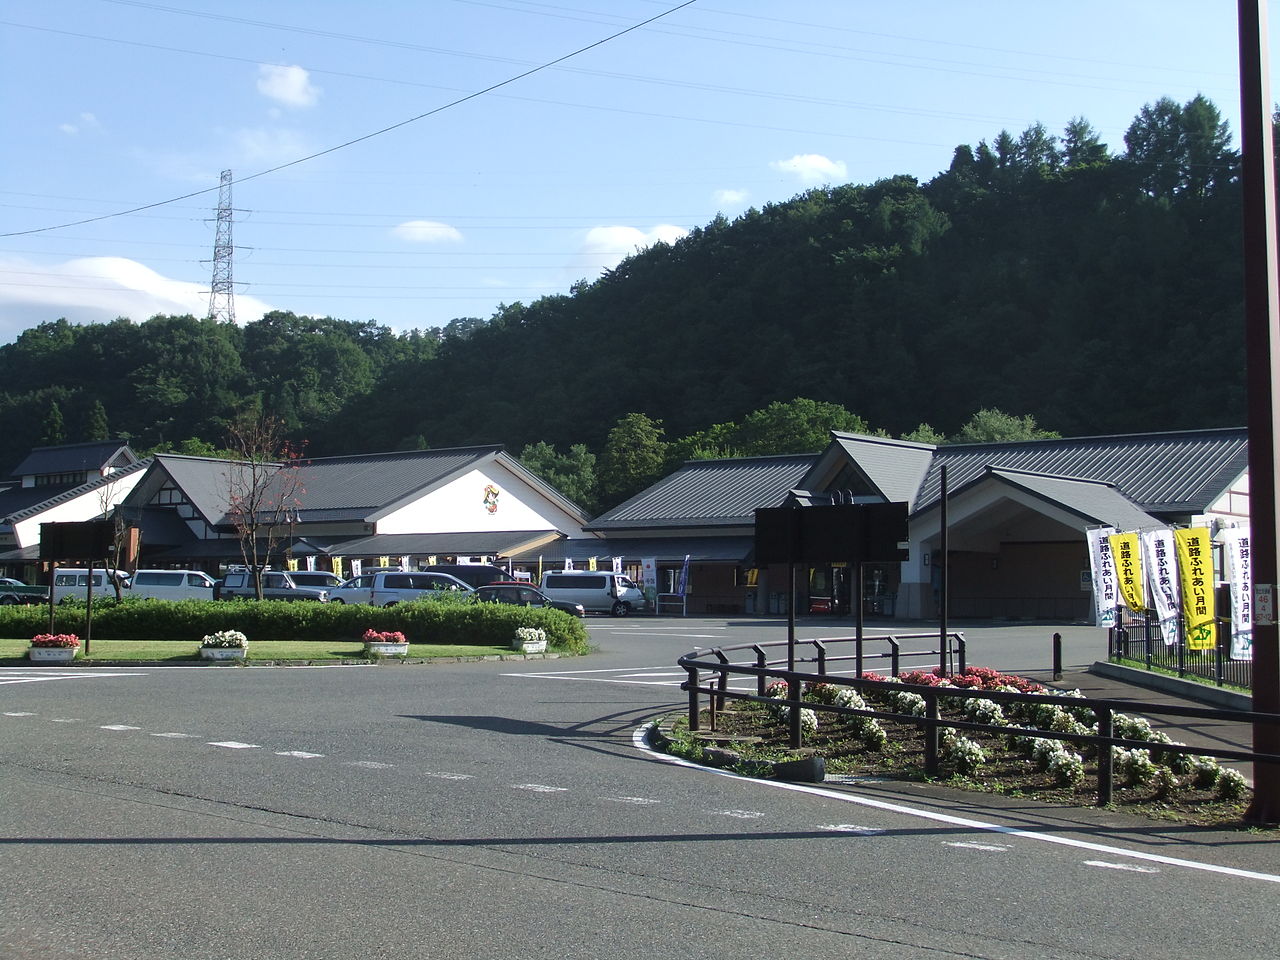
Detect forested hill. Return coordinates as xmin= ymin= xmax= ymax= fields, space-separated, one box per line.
xmin=0 ymin=95 xmax=1247 ymax=481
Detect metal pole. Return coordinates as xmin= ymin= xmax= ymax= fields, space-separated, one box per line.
xmin=1240 ymin=0 xmax=1280 ymax=824
xmin=939 ymin=464 xmax=949 ymax=676
xmin=855 ymin=561 xmax=864 ymax=677
xmin=1053 ymin=632 xmax=1063 ymax=681
xmin=84 ymin=558 xmax=93 ymax=656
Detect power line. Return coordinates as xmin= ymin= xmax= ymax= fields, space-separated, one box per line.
xmin=0 ymin=0 xmax=699 ymax=239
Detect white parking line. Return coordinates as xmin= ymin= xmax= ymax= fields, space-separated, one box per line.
xmin=101 ymin=724 xmax=141 ymax=731
xmin=819 ymin=824 xmax=885 ymax=835
xmin=0 ymin=671 xmax=144 ymax=685
xmin=604 ymin=796 xmax=661 ymax=805
xmin=1085 ymin=861 xmax=1160 ymax=874
xmin=513 ymin=783 xmax=568 ymax=793
xmin=277 ymin=750 xmax=325 ymax=759
xmin=4 ymin=711 xmax=36 ymax=716
xmin=423 ymin=771 xmax=473 ymax=780
xmin=945 ymin=841 xmax=1011 ymax=852
xmin=349 ymin=760 xmax=394 ymax=769
xmin=207 ymin=741 xmax=259 ymax=749
xmin=151 ymin=732 xmax=195 ymax=739
xmin=715 ymin=809 xmax=764 ymax=820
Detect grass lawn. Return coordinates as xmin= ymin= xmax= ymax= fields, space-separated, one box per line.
xmin=0 ymin=638 xmax=512 ymax=662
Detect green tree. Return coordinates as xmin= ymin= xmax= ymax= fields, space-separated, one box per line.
xmin=518 ymin=441 xmax=599 ymax=514
xmin=41 ymin=401 xmax=65 ymax=445
xmin=902 ymin=423 xmax=946 ymax=444
xmin=598 ymin=413 xmax=668 ymax=507
xmin=1061 ymin=117 xmax=1108 ymax=167
xmin=1124 ymin=95 xmax=1236 ymax=199
xmin=952 ymin=409 xmax=1060 ymax=444
xmin=85 ymin=399 xmax=110 ymax=441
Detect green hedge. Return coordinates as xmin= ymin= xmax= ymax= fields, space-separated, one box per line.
xmin=0 ymin=597 xmax=590 ymax=654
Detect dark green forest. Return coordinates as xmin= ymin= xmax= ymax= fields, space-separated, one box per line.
xmin=0 ymin=95 xmax=1250 ymax=511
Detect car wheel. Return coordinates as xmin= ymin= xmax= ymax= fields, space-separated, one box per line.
xmin=330 ymin=598 xmax=344 ymax=604
xmin=610 ymin=600 xmax=628 ymax=617
xmin=0 ymin=595 xmax=16 ymax=605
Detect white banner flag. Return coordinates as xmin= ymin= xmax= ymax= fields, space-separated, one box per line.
xmin=612 ymin=557 xmax=623 ymax=574
xmin=1086 ymin=526 xmax=1118 ymax=627
xmin=1220 ymin=527 xmax=1253 ymax=661
xmin=400 ymin=555 xmax=411 ymax=571
xmin=350 ymin=558 xmax=362 ymax=578
xmin=1140 ymin=529 xmax=1180 ymax=645
xmin=305 ymin=554 xmax=316 ymax=571
xmin=564 ymin=558 xmax=574 ymax=572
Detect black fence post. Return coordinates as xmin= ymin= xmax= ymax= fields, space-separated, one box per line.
xmin=924 ymin=689 xmax=939 ymax=778
xmin=788 ymin=673 xmax=803 ymax=749
xmin=685 ymin=664 xmax=700 ymax=732
xmin=815 ymin=640 xmax=827 ymax=676
xmin=753 ymin=645 xmax=767 ymax=697
xmin=1097 ymin=706 xmax=1113 ymax=806
xmin=1052 ymin=632 xmax=1063 ymax=681
xmin=888 ymin=637 xmax=900 ymax=677
xmin=955 ymin=634 xmax=966 ymax=675
xmin=714 ymin=650 xmax=729 ymax=712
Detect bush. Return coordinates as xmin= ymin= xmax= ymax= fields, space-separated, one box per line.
xmin=0 ymin=597 xmax=590 ymax=654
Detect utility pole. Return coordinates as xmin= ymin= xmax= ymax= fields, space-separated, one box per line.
xmin=1238 ymin=0 xmax=1280 ymax=824
xmin=207 ymin=169 xmax=235 ymax=324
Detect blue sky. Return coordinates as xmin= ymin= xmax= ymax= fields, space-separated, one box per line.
xmin=0 ymin=1 xmax=1272 ymax=343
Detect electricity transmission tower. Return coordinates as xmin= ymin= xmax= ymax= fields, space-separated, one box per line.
xmin=207 ymin=169 xmax=235 ymax=324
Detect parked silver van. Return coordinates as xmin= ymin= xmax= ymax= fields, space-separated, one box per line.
xmin=51 ymin=568 xmax=128 ymax=603
xmin=128 ymin=569 xmax=217 ymax=601
xmin=538 ymin=571 xmax=646 ymax=616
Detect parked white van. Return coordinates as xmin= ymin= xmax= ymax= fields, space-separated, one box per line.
xmin=127 ymin=569 xmax=217 ymax=601
xmin=538 ymin=571 xmax=647 ymax=616
xmin=51 ymin=568 xmax=128 ymax=603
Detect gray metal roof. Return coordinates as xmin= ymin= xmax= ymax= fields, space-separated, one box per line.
xmin=912 ymin=428 xmax=1248 ymax=516
xmin=319 ymin=530 xmax=554 ymax=558
xmin=588 ymin=454 xmax=817 ymax=530
xmin=511 ymin=535 xmax=753 ymax=564
xmin=985 ymin=468 xmax=1162 ymax=531
xmin=299 ymin=446 xmax=502 ymax=515
xmin=827 ymin=433 xmax=936 ymax=506
xmin=11 ymin=441 xmax=137 ymax=479
xmin=0 ymin=459 xmax=149 ymax=524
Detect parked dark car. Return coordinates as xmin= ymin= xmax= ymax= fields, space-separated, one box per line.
xmin=420 ymin=563 xmax=512 ymax=589
xmin=214 ymin=570 xmax=329 ymax=602
xmin=473 ymin=582 xmax=585 ymax=617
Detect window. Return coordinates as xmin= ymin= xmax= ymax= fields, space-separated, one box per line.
xmin=135 ymin=572 xmax=183 ymax=586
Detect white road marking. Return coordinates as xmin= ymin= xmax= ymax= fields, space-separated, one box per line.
xmin=819 ymin=824 xmax=885 ymax=835
xmin=48 ymin=718 xmax=82 ymax=723
xmin=277 ymin=750 xmax=325 ymax=759
xmin=715 ymin=809 xmax=765 ymax=820
xmin=349 ymin=760 xmax=395 ymax=769
xmin=4 ymin=711 xmax=36 ymax=716
xmin=634 ymin=724 xmax=1280 ymax=885
xmin=604 ymin=796 xmax=661 ymax=805
xmin=946 ymin=841 xmax=1012 ymax=852
xmin=101 ymin=724 xmax=141 ymax=731
xmin=423 ymin=772 xmax=473 ymax=780
xmin=208 ymin=741 xmax=259 ymax=749
xmin=151 ymin=732 xmax=195 ymax=739
xmin=0 ymin=671 xmax=144 ymax=685
xmin=1085 ymin=860 xmax=1160 ymax=874
xmin=513 ymin=783 xmax=568 ymax=793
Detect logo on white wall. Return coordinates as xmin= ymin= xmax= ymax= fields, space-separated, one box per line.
xmin=483 ymin=484 xmax=500 ymax=514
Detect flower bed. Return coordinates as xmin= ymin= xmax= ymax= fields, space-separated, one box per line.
xmin=201 ymin=630 xmax=248 ymax=648
xmin=682 ymin=666 xmax=1254 ymax=827
xmin=30 ymin=633 xmax=81 ymax=648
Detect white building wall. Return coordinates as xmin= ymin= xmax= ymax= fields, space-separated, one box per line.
xmin=12 ymin=472 xmax=145 ymax=547
xmin=375 ymin=463 xmax=587 ymax=536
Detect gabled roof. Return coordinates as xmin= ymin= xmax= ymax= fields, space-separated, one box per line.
xmin=806 ymin=433 xmax=936 ymax=507
xmin=10 ymin=441 xmax=138 ymax=479
xmin=513 ymin=535 xmax=752 ymax=564
xmin=980 ymin=468 xmax=1162 ymax=531
xmin=0 ymin=459 xmax=149 ymax=524
xmin=911 ymin=428 xmax=1248 ymax=516
xmin=588 ymin=454 xmax=817 ymax=530
xmin=136 ymin=445 xmax=589 ymax=528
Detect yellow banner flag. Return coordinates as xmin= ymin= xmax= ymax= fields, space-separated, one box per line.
xmin=286 ymin=557 xmax=298 ymax=571
xmin=587 ymin=556 xmax=597 ymax=571
xmin=378 ymin=556 xmax=390 ymax=569
xmin=332 ymin=557 xmax=344 ymax=580
xmin=1108 ymin=532 xmax=1145 ymax=613
xmin=1174 ymin=528 xmax=1216 ymax=651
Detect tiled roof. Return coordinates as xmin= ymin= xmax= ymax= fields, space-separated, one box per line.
xmin=0 ymin=459 xmax=149 ymax=524
xmin=512 ymin=535 xmax=752 ymax=563
xmin=827 ymin=433 xmax=935 ymax=506
xmin=298 ymin=447 xmax=502 ymax=514
xmin=10 ymin=441 xmax=137 ymax=478
xmin=912 ymin=428 xmax=1248 ymax=516
xmin=985 ymin=468 xmax=1162 ymax=530
xmin=588 ymin=454 xmax=817 ymax=530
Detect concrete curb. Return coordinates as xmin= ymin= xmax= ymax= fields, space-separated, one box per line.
xmin=3 ymin=651 xmax=570 ymax=668
xmin=1089 ymin=660 xmax=1252 ymax=711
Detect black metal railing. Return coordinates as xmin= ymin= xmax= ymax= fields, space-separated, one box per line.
xmin=677 ymin=636 xmax=1280 ymax=807
xmin=1109 ymin=609 xmax=1252 ymax=691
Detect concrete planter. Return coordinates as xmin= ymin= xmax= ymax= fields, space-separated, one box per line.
xmin=366 ymin=641 xmax=409 ymax=656
xmin=510 ymin=639 xmax=547 ymax=654
xmin=200 ymin=646 xmax=247 ymax=661
xmin=28 ymin=646 xmax=78 ymax=662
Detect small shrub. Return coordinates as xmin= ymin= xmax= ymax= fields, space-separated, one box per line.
xmin=1047 ymin=750 xmax=1085 ymax=787
xmin=1216 ymin=768 xmax=1249 ymax=801
xmin=1190 ymin=755 xmax=1223 ymax=789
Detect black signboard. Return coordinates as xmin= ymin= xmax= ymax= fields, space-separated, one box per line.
xmin=754 ymin=502 xmax=909 ymax=565
xmin=39 ymin=519 xmax=114 ymax=561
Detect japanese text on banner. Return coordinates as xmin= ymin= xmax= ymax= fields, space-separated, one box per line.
xmin=1108 ymin=531 xmax=1145 ymax=613
xmin=1174 ymin=528 xmax=1216 ymax=651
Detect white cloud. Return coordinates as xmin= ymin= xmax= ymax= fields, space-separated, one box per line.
xmin=392 ymin=220 xmax=464 ymax=244
xmin=713 ymin=188 xmax=748 ymax=207
xmin=569 ymin=224 xmax=688 ymax=280
xmin=233 ymin=126 xmax=312 ymax=165
xmin=59 ymin=112 xmax=100 ymax=135
xmin=0 ymin=256 xmax=274 ymax=344
xmin=770 ymin=154 xmax=848 ymax=185
xmin=257 ymin=64 xmax=321 ymax=108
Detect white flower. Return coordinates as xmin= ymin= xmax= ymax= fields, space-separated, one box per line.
xmin=201 ymin=630 xmax=247 ymax=648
